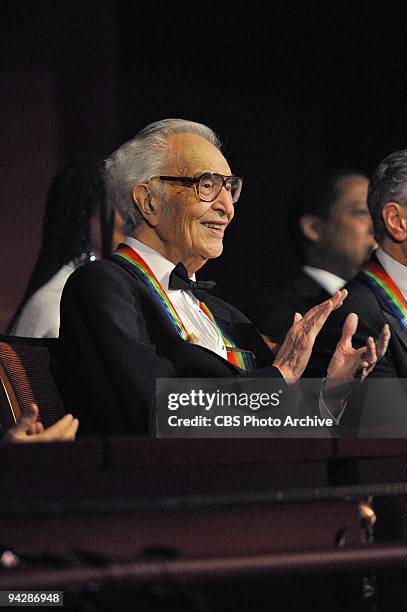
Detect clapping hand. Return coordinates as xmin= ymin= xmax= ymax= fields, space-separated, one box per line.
xmin=273 ymin=289 xmax=348 ymax=383
xmin=323 ymin=313 xmax=391 ymax=416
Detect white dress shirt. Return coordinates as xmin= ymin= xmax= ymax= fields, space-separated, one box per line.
xmin=376 ymin=247 xmax=407 ymax=299
xmin=124 ymin=237 xmax=228 ymax=360
xmin=11 ymin=262 xmax=76 ymax=338
xmin=303 ymin=265 xmax=346 ymax=295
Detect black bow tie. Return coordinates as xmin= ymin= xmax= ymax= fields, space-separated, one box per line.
xmin=169 ymin=263 xmax=216 ymax=302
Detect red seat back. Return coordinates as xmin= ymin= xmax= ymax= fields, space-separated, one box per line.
xmin=0 ymin=336 xmax=65 ymax=432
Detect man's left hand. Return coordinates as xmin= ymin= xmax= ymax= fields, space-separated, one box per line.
xmin=323 ymin=313 xmax=391 ymax=416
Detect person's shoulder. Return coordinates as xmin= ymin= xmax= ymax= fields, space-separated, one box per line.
xmin=341 ymin=274 xmax=382 ymax=315
xmin=286 ymin=270 xmax=323 ymax=294
xmin=64 ymin=259 xmax=130 ymax=288
xmin=61 ymin=260 xmax=142 ymax=307
xmin=318 ymin=273 xmax=385 ymax=343
xmin=261 ymin=271 xmax=329 ymax=339
xmin=47 ymin=265 xmax=75 ymax=290
xmin=69 ymin=259 xmax=126 ymax=279
xmin=268 ymin=271 xmax=329 ymax=316
xmin=13 ymin=287 xmax=60 ymax=338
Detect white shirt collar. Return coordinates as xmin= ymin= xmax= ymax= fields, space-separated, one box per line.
xmin=124 ymin=236 xmax=196 ymax=292
xmin=376 ymin=247 xmax=407 ymax=300
xmin=302 ymin=266 xmax=346 ymax=296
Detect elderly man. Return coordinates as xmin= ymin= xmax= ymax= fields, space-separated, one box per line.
xmin=55 ymin=119 xmax=387 ymax=434
xmin=308 ymin=150 xmax=407 ymax=434
xmin=262 ymin=169 xmax=377 ymax=346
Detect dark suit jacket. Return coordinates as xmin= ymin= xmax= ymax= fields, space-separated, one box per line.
xmin=262 ymin=270 xmax=330 ymax=343
xmin=307 ymin=255 xmax=407 ymax=435
xmin=54 ymin=259 xmax=281 ymax=435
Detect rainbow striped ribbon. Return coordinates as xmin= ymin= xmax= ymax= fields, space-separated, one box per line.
xmin=361 ymin=260 xmax=407 ymax=334
xmin=111 ymin=244 xmax=255 ymax=371
xmin=199 ymin=302 xmax=256 ymax=372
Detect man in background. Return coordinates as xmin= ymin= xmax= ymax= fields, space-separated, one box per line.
xmin=308 ymin=152 xmax=407 ymax=434
xmin=262 ymin=170 xmax=377 ymax=346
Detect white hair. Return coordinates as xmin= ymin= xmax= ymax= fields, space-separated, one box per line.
xmin=105 ymin=118 xmax=222 ymax=233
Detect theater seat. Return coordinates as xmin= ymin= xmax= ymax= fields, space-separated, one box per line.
xmin=0 ymin=335 xmax=65 ymax=435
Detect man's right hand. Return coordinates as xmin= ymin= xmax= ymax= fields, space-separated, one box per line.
xmin=322 ymin=313 xmax=391 ymax=417
xmin=2 ymin=403 xmax=79 ymax=444
xmin=273 ymin=289 xmax=347 ymax=384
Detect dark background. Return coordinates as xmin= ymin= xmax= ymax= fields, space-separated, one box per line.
xmin=1 ymin=0 xmax=407 ymax=331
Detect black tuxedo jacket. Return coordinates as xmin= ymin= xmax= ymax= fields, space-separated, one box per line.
xmin=307 ymin=255 xmax=407 ymax=435
xmin=262 ymin=270 xmax=330 ymax=343
xmin=54 ymin=259 xmax=281 ymax=435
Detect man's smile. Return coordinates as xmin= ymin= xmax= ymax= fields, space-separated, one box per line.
xmin=200 ymin=220 xmax=228 ymax=237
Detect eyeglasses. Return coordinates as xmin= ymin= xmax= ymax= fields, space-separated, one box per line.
xmin=149 ymin=172 xmax=243 ymax=203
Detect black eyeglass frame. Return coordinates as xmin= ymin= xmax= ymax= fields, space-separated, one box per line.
xmin=149 ymin=172 xmax=243 ymax=203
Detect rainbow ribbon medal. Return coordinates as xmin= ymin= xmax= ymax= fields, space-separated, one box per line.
xmin=361 ymin=261 xmax=407 ymax=334
xmin=112 ymin=244 xmax=255 ymax=372
xmin=199 ymin=302 xmax=256 ymax=372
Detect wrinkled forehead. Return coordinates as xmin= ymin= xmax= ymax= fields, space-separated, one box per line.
xmin=165 ymin=132 xmax=232 ymax=176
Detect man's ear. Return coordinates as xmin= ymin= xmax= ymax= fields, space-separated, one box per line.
xmin=132 ymin=184 xmax=159 ymax=226
xmin=382 ymin=202 xmax=407 ymax=242
xmin=300 ymin=214 xmax=323 ymax=243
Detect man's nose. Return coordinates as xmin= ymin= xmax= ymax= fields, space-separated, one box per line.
xmin=211 ymin=187 xmax=235 ymax=220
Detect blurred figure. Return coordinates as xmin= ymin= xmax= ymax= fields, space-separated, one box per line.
xmin=306 ymin=150 xmax=407 ymax=433
xmin=262 ymin=169 xmax=377 ymax=345
xmin=8 ymin=157 xmax=124 ymax=338
xmin=1 ymin=403 xmax=78 ymax=444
